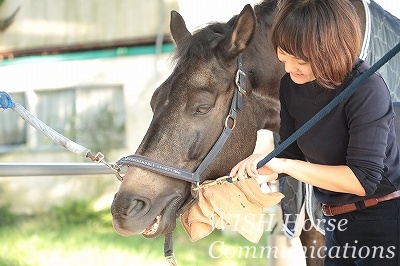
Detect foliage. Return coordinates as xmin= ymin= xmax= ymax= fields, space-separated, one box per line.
xmin=0 ymin=204 xmax=16 ymax=226
xmin=48 ymin=199 xmax=100 ymax=225
xmin=0 ymin=200 xmax=269 ymax=266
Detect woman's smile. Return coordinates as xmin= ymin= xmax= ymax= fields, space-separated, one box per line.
xmin=277 ymin=48 xmax=316 ymax=84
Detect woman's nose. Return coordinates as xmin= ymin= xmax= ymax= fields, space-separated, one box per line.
xmin=283 ymin=59 xmax=297 ymax=73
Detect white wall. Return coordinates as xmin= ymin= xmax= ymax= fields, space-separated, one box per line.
xmin=177 ymin=0 xmax=259 ymax=32
xmin=0 ymin=51 xmax=175 ymax=213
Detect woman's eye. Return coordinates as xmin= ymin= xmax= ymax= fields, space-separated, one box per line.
xmin=195 ymin=105 xmax=212 ymax=115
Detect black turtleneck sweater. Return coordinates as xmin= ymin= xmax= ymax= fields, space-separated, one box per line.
xmin=278 ymin=59 xmax=400 ymax=205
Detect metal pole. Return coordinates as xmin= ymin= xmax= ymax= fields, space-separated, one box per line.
xmin=0 ymin=163 xmax=126 ymax=177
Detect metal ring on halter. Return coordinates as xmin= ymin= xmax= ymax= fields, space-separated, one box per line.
xmin=224 ymin=114 xmax=236 ymax=130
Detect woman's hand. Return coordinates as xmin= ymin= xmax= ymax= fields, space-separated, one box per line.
xmin=229 ymin=154 xmax=286 ymax=182
xmin=230 ymin=153 xmax=367 ymax=196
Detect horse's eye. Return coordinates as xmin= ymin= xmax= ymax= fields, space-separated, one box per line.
xmin=195 ymin=105 xmax=212 ymax=115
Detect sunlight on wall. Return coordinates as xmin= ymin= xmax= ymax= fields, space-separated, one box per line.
xmin=373 ymin=0 xmax=400 ymax=18
xmin=177 ymin=0 xmax=258 ymax=32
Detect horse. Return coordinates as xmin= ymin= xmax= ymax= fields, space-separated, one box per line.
xmin=110 ymin=1 xmax=399 ymax=265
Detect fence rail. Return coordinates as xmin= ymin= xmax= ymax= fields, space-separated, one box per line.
xmin=0 ymin=163 xmax=126 ymax=177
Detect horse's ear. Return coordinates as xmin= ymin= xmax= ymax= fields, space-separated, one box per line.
xmin=170 ymin=10 xmax=192 ymax=47
xmin=218 ymin=4 xmax=256 ymax=58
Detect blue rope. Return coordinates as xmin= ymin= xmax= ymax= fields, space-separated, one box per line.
xmin=257 ymin=41 xmax=400 ymax=169
xmin=0 ymin=91 xmax=15 ymax=109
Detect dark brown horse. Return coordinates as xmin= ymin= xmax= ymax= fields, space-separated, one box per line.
xmin=111 ymin=1 xmax=398 ymax=265
xmin=112 ymin=0 xmax=282 ymax=238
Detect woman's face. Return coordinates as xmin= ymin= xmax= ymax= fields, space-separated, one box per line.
xmin=277 ymin=48 xmax=316 ymax=84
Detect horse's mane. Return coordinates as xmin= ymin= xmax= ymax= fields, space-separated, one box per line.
xmin=172 ymin=21 xmax=234 ymax=63
xmin=254 ymin=0 xmax=277 ymax=23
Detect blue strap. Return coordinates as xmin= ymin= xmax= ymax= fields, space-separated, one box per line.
xmin=257 ymin=41 xmax=400 ymax=169
xmin=0 ymin=91 xmax=15 ymax=109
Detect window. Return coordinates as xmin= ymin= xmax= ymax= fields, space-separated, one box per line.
xmin=0 ymin=85 xmax=126 ymax=153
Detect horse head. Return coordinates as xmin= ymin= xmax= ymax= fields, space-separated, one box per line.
xmin=111 ymin=1 xmax=283 ymax=238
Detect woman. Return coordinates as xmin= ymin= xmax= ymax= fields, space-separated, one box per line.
xmin=230 ymin=0 xmax=400 ymax=265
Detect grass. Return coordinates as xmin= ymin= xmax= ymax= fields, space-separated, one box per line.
xmin=0 ymin=200 xmax=270 ymax=266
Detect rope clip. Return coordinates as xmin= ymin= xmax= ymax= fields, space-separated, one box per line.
xmin=87 ymin=151 xmax=124 ymax=181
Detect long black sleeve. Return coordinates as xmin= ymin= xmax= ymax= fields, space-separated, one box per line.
xmin=277 ymin=59 xmax=400 ymax=205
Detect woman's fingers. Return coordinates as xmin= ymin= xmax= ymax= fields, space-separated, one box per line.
xmin=230 ymin=154 xmax=265 ymax=180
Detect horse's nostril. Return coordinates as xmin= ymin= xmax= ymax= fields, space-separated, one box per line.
xmin=128 ymin=199 xmax=146 ymax=214
xmin=112 ymin=192 xmax=152 ymax=220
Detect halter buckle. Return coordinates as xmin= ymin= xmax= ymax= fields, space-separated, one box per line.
xmin=235 ymin=69 xmax=246 ymax=94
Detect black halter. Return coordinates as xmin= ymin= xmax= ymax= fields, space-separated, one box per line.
xmin=113 ymin=55 xmax=247 ymax=265
xmin=114 ymin=55 xmax=247 ymax=184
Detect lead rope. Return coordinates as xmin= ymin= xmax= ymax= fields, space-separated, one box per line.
xmin=0 ymin=96 xmax=121 ymax=176
xmin=164 ymin=232 xmax=177 ymax=266
xmin=0 ymin=93 xmax=175 ymax=264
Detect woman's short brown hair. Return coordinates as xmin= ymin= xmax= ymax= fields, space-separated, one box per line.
xmin=271 ymin=0 xmax=362 ymax=89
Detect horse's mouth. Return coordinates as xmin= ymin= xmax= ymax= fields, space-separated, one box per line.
xmin=141 ymin=191 xmax=196 ymax=238
xmin=141 ymin=213 xmax=163 ymax=236
xmin=112 ymin=190 xmax=189 ymax=237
